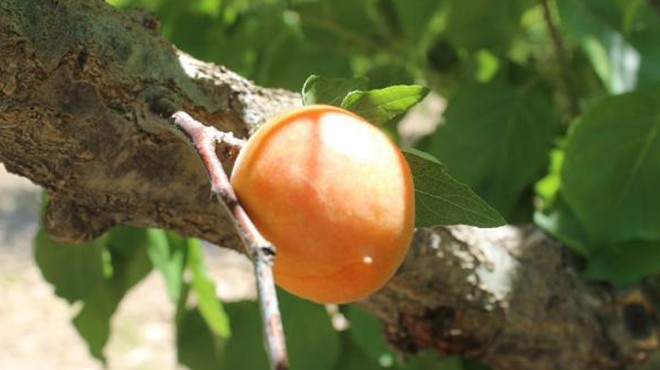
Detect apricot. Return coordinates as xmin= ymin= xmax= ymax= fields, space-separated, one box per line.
xmin=230 ymin=105 xmax=414 ymax=303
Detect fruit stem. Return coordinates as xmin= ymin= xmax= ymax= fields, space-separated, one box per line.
xmin=169 ymin=111 xmax=288 ymax=370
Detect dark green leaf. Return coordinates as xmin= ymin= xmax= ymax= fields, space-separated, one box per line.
xmin=333 ymin=333 xmax=386 ymax=370
xmin=302 ymin=75 xmax=368 ymax=106
xmin=341 ymin=85 xmax=430 ymax=125
xmin=429 ymin=83 xmax=557 ymax=218
xmin=73 ymin=227 xmax=153 ymax=362
xmin=583 ymin=240 xmax=660 ymax=286
xmin=34 ymin=229 xmax=106 ymax=303
xmin=219 ymin=290 xmax=340 ymax=369
xmin=146 ymin=229 xmax=186 ymax=304
xmin=533 ymin=195 xmax=591 ymax=257
xmin=392 ymin=0 xmax=446 ymax=40
xmin=345 ymin=306 xmax=395 ymax=365
xmin=444 ymin=0 xmax=532 ymax=51
xmin=177 ymin=307 xmax=226 ymax=370
xmin=562 ymin=91 xmax=660 ymax=242
xmin=219 ymin=301 xmax=270 ymax=370
xmin=404 ymin=148 xmax=506 ymax=228
xmin=279 ymin=290 xmax=340 ymax=370
xmin=188 ymin=239 xmax=231 ymax=339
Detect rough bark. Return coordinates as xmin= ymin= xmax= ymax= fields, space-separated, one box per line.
xmin=0 ymin=1 xmax=656 ymax=369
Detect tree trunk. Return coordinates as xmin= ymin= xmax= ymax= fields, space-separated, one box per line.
xmin=0 ymin=1 xmax=655 ymax=369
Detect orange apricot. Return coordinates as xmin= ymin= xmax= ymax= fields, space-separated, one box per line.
xmin=230 ymin=105 xmax=414 ymax=303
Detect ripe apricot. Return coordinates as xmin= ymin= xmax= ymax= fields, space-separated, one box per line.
xmin=230 ymin=105 xmax=414 ymax=303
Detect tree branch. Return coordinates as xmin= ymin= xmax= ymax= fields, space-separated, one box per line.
xmin=169 ymin=111 xmax=288 ymax=370
xmin=0 ymin=1 xmax=655 ymax=369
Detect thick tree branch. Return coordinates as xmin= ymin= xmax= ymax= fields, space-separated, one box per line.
xmin=0 ymin=1 xmax=656 ymax=369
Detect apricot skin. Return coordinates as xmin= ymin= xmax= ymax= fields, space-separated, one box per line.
xmin=230 ymin=105 xmax=414 ymax=303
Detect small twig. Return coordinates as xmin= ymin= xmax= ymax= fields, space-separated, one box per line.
xmin=170 ymin=111 xmax=289 ymax=370
xmin=541 ymin=0 xmax=580 ymax=119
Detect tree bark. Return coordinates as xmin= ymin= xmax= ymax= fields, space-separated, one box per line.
xmin=0 ymin=1 xmax=655 ymax=369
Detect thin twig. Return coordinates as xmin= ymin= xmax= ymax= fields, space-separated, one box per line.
xmin=541 ymin=0 xmax=580 ymax=119
xmin=169 ymin=111 xmax=289 ymax=370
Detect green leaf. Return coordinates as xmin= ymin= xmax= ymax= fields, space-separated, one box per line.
xmin=332 ymin=333 xmax=386 ymax=370
xmin=533 ymin=195 xmax=591 ymax=257
xmin=444 ymin=0 xmax=532 ymax=51
xmin=34 ymin=229 xmax=106 ymax=303
xmin=218 ymin=301 xmax=270 ymax=370
xmin=188 ymin=239 xmax=231 ymax=339
xmin=219 ymin=290 xmax=340 ymax=369
xmin=561 ymin=91 xmax=660 ymax=242
xmin=392 ymin=0 xmax=446 ymax=40
xmin=403 ymin=148 xmax=506 ymax=228
xmin=345 ymin=306 xmax=395 ymax=365
xmin=557 ymin=0 xmax=639 ymax=94
xmin=341 ymin=85 xmax=430 ymax=125
xmin=73 ymin=227 xmax=153 ymax=361
xmin=429 ymin=83 xmax=557 ymax=218
xmin=302 ymin=75 xmax=368 ymax=106
xmin=279 ymin=290 xmax=340 ymax=370
xmin=146 ymin=229 xmax=187 ymax=304
xmin=176 ymin=308 xmax=226 ymax=370
xmin=583 ymin=240 xmax=660 ymax=286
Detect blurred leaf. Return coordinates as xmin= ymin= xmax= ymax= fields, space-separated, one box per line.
xmin=534 ymin=147 xmax=565 ymax=206
xmin=392 ymin=0 xmax=446 ymax=40
xmin=177 ymin=307 xmax=226 ymax=370
xmin=146 ymin=229 xmax=186 ymax=304
xmin=74 ymin=227 xmax=153 ymax=361
xmin=219 ymin=290 xmax=340 ymax=369
xmin=345 ymin=306 xmax=395 ymax=365
xmin=219 ymin=301 xmax=270 ymax=369
xmin=279 ymin=290 xmax=340 ymax=370
xmin=302 ymin=75 xmax=368 ymax=106
xmin=429 ymin=83 xmax=557 ymax=218
xmin=533 ymin=195 xmax=591 ymax=257
xmin=403 ymin=148 xmax=506 ymax=228
xmin=561 ymin=91 xmax=660 ymax=243
xmin=342 ymin=85 xmax=430 ymax=125
xmin=444 ymin=0 xmax=532 ymax=51
xmin=557 ymin=0 xmax=641 ymax=93
xmin=188 ymin=239 xmax=231 ymax=338
xmin=34 ymin=229 xmax=106 ymax=303
xmin=583 ymin=240 xmax=660 ymax=286
xmin=332 ymin=333 xmax=386 ymax=370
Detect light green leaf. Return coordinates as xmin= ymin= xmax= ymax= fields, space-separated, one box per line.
xmin=34 ymin=229 xmax=106 ymax=303
xmin=404 ymin=148 xmax=505 ymax=228
xmin=302 ymin=75 xmax=368 ymax=106
xmin=188 ymin=239 xmax=231 ymax=338
xmin=429 ymin=83 xmax=556 ymax=218
xmin=146 ymin=229 xmax=186 ymax=304
xmin=562 ymin=91 xmax=660 ymax=242
xmin=74 ymin=227 xmax=153 ymax=361
xmin=341 ymin=85 xmax=430 ymax=125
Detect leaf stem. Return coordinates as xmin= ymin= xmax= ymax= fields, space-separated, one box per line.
xmin=169 ymin=111 xmax=289 ymax=370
